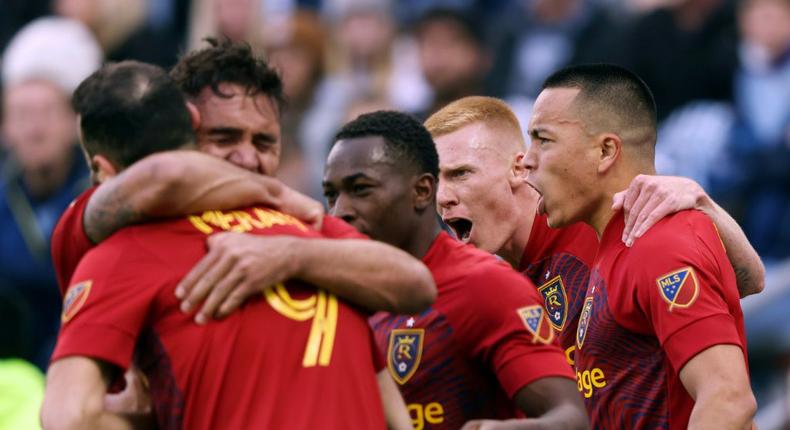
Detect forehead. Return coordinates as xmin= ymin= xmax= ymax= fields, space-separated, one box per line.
xmin=325 ymin=136 xmax=400 ymax=180
xmin=193 ymin=83 xmax=279 ymax=130
xmin=435 ymin=122 xmax=506 ymax=167
xmin=528 ymin=87 xmax=584 ymax=132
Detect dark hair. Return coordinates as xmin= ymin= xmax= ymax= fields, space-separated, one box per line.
xmin=72 ymin=61 xmax=194 ymax=168
xmin=170 ymin=38 xmax=285 ymax=112
xmin=542 ymin=64 xmax=658 ymax=138
xmin=335 ymin=110 xmax=439 ymax=177
xmin=416 ymin=8 xmax=485 ymax=47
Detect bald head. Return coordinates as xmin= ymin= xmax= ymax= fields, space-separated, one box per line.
xmin=541 ymin=64 xmax=657 ymax=160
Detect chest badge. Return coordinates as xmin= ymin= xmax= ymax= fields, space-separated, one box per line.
xmin=576 ymin=296 xmax=594 ymax=350
xmin=538 ymin=275 xmax=569 ymax=331
xmin=388 ymin=329 xmax=424 ymax=385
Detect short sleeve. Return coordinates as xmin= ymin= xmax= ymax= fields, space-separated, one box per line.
xmin=320 ymin=216 xmax=368 ymax=239
xmin=446 ymin=265 xmax=575 ymax=398
xmin=51 ymin=187 xmax=97 ymax=296
xmin=632 ymin=216 xmax=743 ymax=373
xmin=51 ymin=233 xmax=164 ymax=371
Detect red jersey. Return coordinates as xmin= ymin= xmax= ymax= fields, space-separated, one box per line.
xmin=53 ymin=206 xmax=386 ymax=430
xmin=575 ymin=210 xmax=747 ymax=429
xmin=519 ymin=213 xmax=597 ymax=358
xmin=370 ymin=232 xmax=574 ymax=430
xmin=50 ymin=185 xmax=362 ymax=294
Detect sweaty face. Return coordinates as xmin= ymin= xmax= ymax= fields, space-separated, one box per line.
xmin=435 ymin=122 xmax=519 ymax=253
xmin=323 ymin=136 xmax=416 ymax=248
xmin=524 ymin=87 xmax=599 ymax=228
xmin=193 ymin=83 xmax=281 ymax=176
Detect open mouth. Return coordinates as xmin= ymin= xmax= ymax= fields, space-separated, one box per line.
xmin=445 ymin=217 xmax=473 ymax=243
xmin=525 ymin=181 xmax=546 ymax=215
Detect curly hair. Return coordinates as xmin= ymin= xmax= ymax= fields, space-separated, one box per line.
xmin=170 ymin=38 xmax=285 ymax=111
xmin=335 ymin=110 xmax=439 ymax=177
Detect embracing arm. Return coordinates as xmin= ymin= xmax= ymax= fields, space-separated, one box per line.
xmin=462 ymin=377 xmax=589 ymax=430
xmin=177 ymin=233 xmax=436 ymax=322
xmin=680 ymin=344 xmax=756 ymax=430
xmin=377 ymin=370 xmax=413 ymax=430
xmin=41 ymin=357 xmax=137 ymax=430
xmin=84 ymin=150 xmax=323 ymax=243
xmin=613 ymin=175 xmax=765 ymax=297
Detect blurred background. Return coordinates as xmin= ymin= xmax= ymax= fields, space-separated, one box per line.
xmin=0 ymin=0 xmax=788 ymax=427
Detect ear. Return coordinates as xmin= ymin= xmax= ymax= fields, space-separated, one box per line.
xmin=91 ymin=154 xmax=120 ymax=184
xmin=509 ymin=152 xmax=528 ymax=189
xmin=597 ymin=133 xmax=621 ymax=174
xmin=186 ymin=101 xmax=201 ymax=130
xmin=413 ymin=173 xmax=437 ymax=212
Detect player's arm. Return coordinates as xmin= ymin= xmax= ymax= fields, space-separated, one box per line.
xmin=41 ymin=357 xmax=138 ymax=430
xmin=613 ymin=174 xmax=765 ymax=297
xmin=377 ymin=370 xmax=412 ymax=430
xmin=680 ymin=344 xmax=756 ymax=430
xmin=177 ymin=233 xmax=436 ymax=322
xmin=84 ymin=150 xmax=323 ymax=243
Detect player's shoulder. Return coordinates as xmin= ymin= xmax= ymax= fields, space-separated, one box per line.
xmin=320 ymin=215 xmax=368 ymax=239
xmin=631 ymin=210 xmax=714 ymax=254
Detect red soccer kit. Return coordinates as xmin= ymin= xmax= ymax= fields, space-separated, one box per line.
xmin=50 ymin=187 xmax=364 ymax=295
xmin=53 ymin=206 xmax=386 ymax=430
xmin=519 ymin=213 xmax=597 ymax=358
xmin=370 ymin=232 xmax=574 ymax=430
xmin=574 ymin=210 xmax=748 ymax=429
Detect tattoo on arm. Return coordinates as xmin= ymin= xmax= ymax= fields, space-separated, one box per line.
xmin=733 ymin=265 xmax=753 ymax=298
xmin=84 ymin=189 xmax=142 ymax=244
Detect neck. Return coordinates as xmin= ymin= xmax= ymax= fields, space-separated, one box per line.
xmin=588 ymin=162 xmax=656 ymax=238
xmin=21 ymin=150 xmax=75 ymax=198
xmin=497 ymin=189 xmax=539 ymax=267
xmin=403 ymin=214 xmax=443 ymax=260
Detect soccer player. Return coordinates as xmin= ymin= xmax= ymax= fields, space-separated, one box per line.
xmin=524 ymin=64 xmax=756 ymax=428
xmin=322 ymin=111 xmax=589 ymax=430
xmin=41 ymin=62 xmax=406 ymax=430
xmin=426 ymin=96 xmax=765 ymax=362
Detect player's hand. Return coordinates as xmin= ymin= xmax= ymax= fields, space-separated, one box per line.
xmin=175 ymin=233 xmax=299 ymax=324
xmin=104 ymin=366 xmax=152 ymax=415
xmin=612 ymin=174 xmax=706 ymax=247
xmin=277 ymin=186 xmax=324 ymax=231
xmin=461 ymin=420 xmax=524 ymax=430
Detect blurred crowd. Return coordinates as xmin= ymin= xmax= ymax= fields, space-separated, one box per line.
xmin=0 ymin=0 xmax=789 ymax=425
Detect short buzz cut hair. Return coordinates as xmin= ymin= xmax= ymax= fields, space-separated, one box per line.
xmin=541 ymin=64 xmax=658 ymax=153
xmin=72 ymin=60 xmax=194 ymax=169
xmin=335 ymin=110 xmax=439 ymax=178
xmin=170 ymin=38 xmax=285 ymax=112
xmin=424 ymin=96 xmax=525 ymax=145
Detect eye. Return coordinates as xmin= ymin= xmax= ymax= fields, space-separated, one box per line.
xmin=449 ymin=168 xmax=470 ymax=179
xmin=351 ymin=184 xmax=372 ymax=195
xmin=323 ymin=189 xmax=338 ymax=204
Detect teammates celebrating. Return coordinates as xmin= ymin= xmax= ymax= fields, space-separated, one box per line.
xmin=42 ymin=39 xmax=760 ymax=430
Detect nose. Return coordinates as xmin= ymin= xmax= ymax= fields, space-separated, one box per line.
xmin=436 ymin=182 xmax=458 ymax=212
xmin=523 ymin=147 xmax=538 ymax=172
xmin=329 ymin=194 xmax=357 ymax=224
xmin=227 ymin=141 xmax=261 ymax=173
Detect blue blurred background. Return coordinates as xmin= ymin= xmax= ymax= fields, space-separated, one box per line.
xmin=0 ymin=0 xmax=788 ymax=427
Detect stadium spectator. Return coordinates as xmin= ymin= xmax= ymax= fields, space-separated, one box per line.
xmin=0 ymin=16 xmax=99 ymax=368
xmin=712 ymin=0 xmax=790 ymax=260
xmin=414 ymin=8 xmax=490 ymax=118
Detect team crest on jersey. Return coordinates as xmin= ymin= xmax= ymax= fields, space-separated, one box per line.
xmin=517 ymin=305 xmax=554 ymax=344
xmin=576 ymin=296 xmax=594 ymax=350
xmin=62 ymin=280 xmax=92 ymax=323
xmin=388 ymin=329 xmax=424 ymax=385
xmin=538 ymin=275 xmax=568 ymax=331
xmin=657 ymin=267 xmax=699 ymax=311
